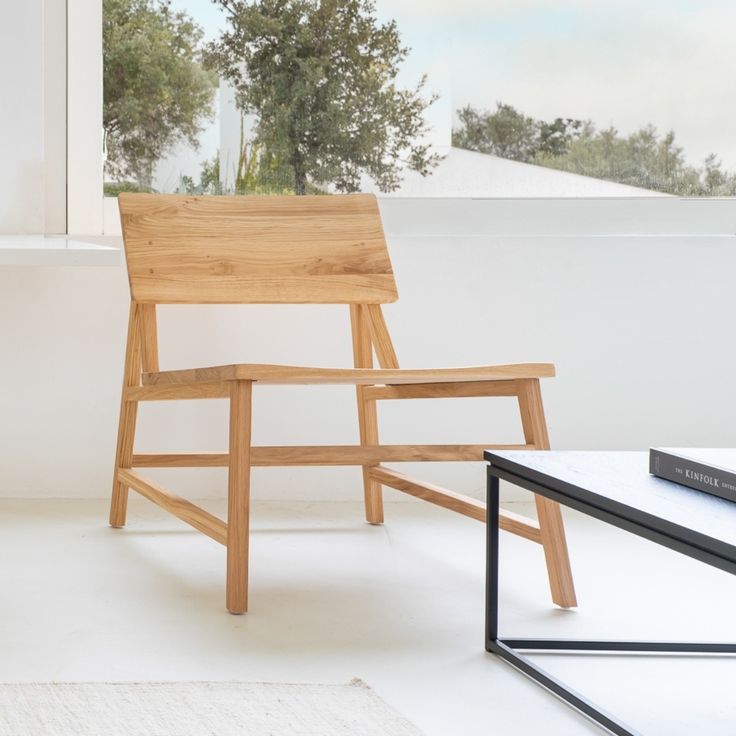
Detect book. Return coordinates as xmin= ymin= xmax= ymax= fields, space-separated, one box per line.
xmin=649 ymin=448 xmax=736 ymax=502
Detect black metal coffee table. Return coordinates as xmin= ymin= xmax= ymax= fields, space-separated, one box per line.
xmin=485 ymin=450 xmax=736 ymax=736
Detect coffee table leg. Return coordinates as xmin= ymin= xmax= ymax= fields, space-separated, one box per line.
xmin=485 ymin=468 xmax=500 ymax=646
xmin=485 ymin=467 xmax=642 ymax=736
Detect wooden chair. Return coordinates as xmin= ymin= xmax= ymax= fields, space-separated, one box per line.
xmin=111 ymin=192 xmax=577 ymax=614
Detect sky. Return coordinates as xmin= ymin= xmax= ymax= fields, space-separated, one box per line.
xmin=163 ymin=0 xmax=736 ymax=174
xmin=378 ymin=0 xmax=736 ymax=169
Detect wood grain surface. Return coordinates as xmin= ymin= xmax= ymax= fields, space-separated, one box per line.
xmin=141 ymin=362 xmax=556 ymax=386
xmin=119 ymin=193 xmax=398 ymax=304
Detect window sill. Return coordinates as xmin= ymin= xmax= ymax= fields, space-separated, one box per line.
xmin=0 ymin=235 xmax=121 ymax=266
xmin=101 ymin=196 xmax=736 ymax=240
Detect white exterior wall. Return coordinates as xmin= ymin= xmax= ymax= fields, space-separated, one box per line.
xmin=375 ymin=148 xmax=665 ymax=198
xmin=2 ymin=201 xmax=735 ymax=500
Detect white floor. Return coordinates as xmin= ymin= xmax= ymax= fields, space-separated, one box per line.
xmin=2 ymin=496 xmax=736 ymax=735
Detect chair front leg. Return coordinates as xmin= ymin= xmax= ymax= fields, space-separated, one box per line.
xmin=350 ymin=304 xmax=384 ymax=524
xmin=110 ymin=303 xmax=143 ymax=528
xmin=110 ymin=400 xmax=138 ymax=527
xmin=226 ymin=380 xmax=253 ymax=614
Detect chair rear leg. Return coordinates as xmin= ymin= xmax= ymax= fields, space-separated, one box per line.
xmin=517 ymin=378 xmax=577 ymax=608
xmin=534 ymin=494 xmax=576 ymax=608
xmin=358 ymin=389 xmax=384 ymax=524
xmin=226 ymin=380 xmax=253 ymax=614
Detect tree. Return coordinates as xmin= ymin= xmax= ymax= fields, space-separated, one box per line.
xmin=452 ymin=103 xmax=583 ymax=162
xmin=538 ymin=116 xmax=585 ymax=158
xmin=701 ymin=154 xmax=736 ymax=196
xmin=453 ymin=102 xmax=736 ymax=196
xmin=204 ymin=0 xmax=440 ymax=195
xmin=532 ymin=124 xmax=736 ymax=195
xmin=453 ymin=104 xmax=537 ymax=161
xmin=103 ymin=0 xmax=216 ymax=188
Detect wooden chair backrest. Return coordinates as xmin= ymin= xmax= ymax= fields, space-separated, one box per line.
xmin=119 ymin=193 xmax=398 ymax=305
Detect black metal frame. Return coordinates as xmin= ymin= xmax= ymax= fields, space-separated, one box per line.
xmin=486 ymin=465 xmax=736 ymax=736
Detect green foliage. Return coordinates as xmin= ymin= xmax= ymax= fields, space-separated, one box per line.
xmin=179 ymin=156 xmax=223 ymax=195
xmin=533 ymin=124 xmax=736 ymax=195
xmin=199 ymin=155 xmax=223 ymax=194
xmin=538 ymin=116 xmax=585 ymax=159
xmin=180 ymin=148 xmax=302 ymax=196
xmin=204 ymin=0 xmax=440 ymax=195
xmin=452 ymin=103 xmax=582 ymax=162
xmin=103 ymin=0 xmax=217 ymax=188
xmin=103 ymin=181 xmax=155 ymax=196
xmin=701 ymin=154 xmax=736 ymax=196
xmin=230 ymin=116 xmax=296 ymax=194
xmin=454 ymin=102 xmax=736 ymax=196
xmin=180 ymin=119 xmax=298 ymax=196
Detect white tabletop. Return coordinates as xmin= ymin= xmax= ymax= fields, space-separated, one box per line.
xmin=0 ymin=235 xmax=121 ymax=266
xmin=486 ymin=450 xmax=736 ymax=561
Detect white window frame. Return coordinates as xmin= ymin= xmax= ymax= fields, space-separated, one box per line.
xmin=43 ymin=0 xmax=67 ymax=234
xmin=67 ymin=0 xmax=103 ymax=235
xmin=64 ymin=0 xmax=736 ymax=240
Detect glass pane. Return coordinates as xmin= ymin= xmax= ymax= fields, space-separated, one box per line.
xmin=103 ymin=0 xmax=223 ymax=195
xmin=103 ymin=1 xmax=733 ymax=197
xmin=448 ymin=0 xmax=736 ymax=197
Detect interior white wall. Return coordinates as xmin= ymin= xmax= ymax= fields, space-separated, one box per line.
xmin=3 ymin=2 xmax=733 ymax=505
xmin=1 ymin=228 xmax=734 ymax=501
xmin=0 ymin=0 xmax=45 ymax=233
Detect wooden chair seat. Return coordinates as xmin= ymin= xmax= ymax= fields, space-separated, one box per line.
xmin=111 ymin=192 xmax=577 ymax=615
xmin=141 ymin=362 xmax=555 ymax=387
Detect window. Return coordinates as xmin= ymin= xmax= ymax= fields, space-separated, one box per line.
xmin=99 ymin=0 xmax=736 ymax=201
xmin=448 ymin=0 xmax=736 ymax=197
xmin=101 ymin=0 xmax=447 ymax=198
xmin=62 ymin=0 xmax=734 ymax=235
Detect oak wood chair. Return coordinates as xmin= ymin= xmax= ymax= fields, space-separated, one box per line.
xmin=111 ymin=192 xmax=577 ymax=614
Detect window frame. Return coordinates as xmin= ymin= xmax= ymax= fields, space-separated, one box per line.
xmin=67 ymin=0 xmax=103 ymax=235
xmin=44 ymin=0 xmax=67 ymax=234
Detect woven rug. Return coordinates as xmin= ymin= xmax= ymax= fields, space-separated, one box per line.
xmin=0 ymin=680 xmax=424 ymax=736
